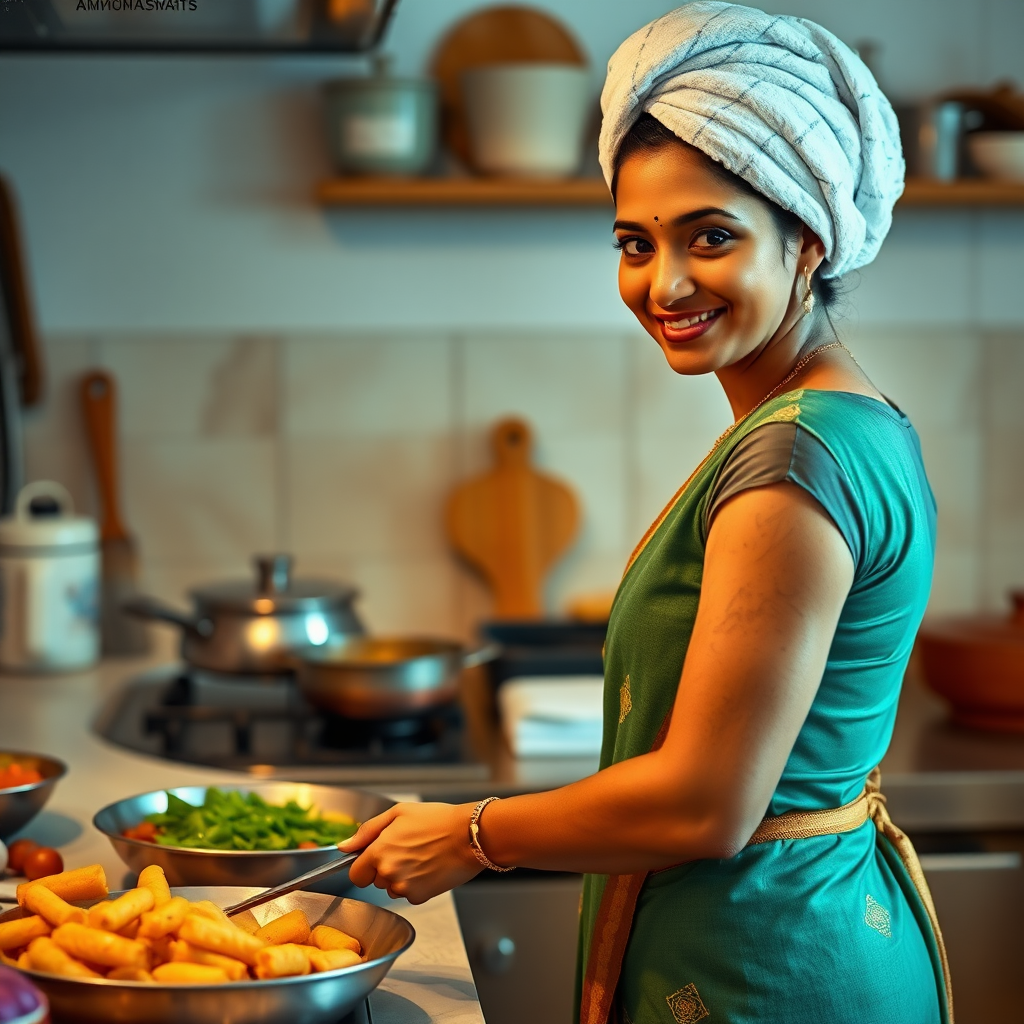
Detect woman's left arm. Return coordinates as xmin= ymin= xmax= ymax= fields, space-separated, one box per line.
xmin=342 ymin=482 xmax=854 ymax=902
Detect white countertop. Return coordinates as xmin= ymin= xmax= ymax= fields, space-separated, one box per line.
xmin=0 ymin=658 xmax=485 ymax=1024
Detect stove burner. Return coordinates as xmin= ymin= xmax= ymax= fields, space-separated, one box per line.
xmin=318 ymin=706 xmax=460 ymax=756
xmin=104 ymin=667 xmax=484 ymax=780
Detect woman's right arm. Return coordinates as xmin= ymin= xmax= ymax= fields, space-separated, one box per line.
xmin=343 ymin=481 xmax=853 ymax=902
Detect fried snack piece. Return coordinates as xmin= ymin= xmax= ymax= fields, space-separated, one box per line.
xmin=152 ymin=961 xmax=229 ymax=985
xmin=26 ymin=936 xmax=101 ymax=979
xmin=186 ymin=900 xmax=231 ymax=925
xmin=308 ymin=947 xmax=362 ymax=973
xmin=229 ymin=910 xmax=260 ymax=935
xmin=255 ymin=943 xmax=311 ymax=980
xmin=255 ymin=908 xmax=310 ymax=946
xmin=137 ymin=865 xmax=172 ymax=908
xmin=169 ymin=939 xmax=248 ymax=981
xmin=22 ymin=885 xmax=87 ymax=927
xmin=310 ymin=924 xmax=361 ymax=955
xmin=17 ymin=865 xmax=108 ymax=907
xmin=52 ymin=922 xmax=149 ymax=970
xmin=0 ymin=915 xmax=51 ymax=952
xmin=88 ymin=887 xmax=155 ymax=932
xmin=138 ymin=896 xmax=191 ymax=939
xmin=107 ymin=966 xmax=155 ymax=982
xmin=139 ymin=934 xmax=174 ymax=965
xmin=178 ymin=915 xmax=265 ymax=967
xmin=0 ymin=950 xmax=16 ymax=968
xmin=16 ymin=951 xmax=31 ymax=970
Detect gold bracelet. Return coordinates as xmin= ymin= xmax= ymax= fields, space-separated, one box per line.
xmin=468 ymin=797 xmax=515 ymax=872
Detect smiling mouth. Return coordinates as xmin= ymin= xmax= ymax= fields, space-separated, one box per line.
xmin=662 ymin=307 xmax=725 ymax=329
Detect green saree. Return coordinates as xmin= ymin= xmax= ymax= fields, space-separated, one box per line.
xmin=576 ymin=389 xmax=946 ymax=1024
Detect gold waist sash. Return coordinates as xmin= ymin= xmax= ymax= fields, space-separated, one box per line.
xmin=748 ymin=767 xmax=953 ymax=1023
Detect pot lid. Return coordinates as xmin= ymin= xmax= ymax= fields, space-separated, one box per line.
xmin=0 ymin=481 xmax=97 ymax=549
xmin=189 ymin=555 xmax=358 ymax=614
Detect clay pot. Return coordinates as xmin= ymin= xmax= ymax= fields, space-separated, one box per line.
xmin=918 ymin=592 xmax=1024 ymax=731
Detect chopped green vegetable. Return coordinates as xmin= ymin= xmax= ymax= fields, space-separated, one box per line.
xmin=141 ymin=787 xmax=359 ymax=851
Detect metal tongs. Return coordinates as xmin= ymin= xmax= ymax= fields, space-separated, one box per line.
xmin=224 ymin=851 xmax=360 ymax=916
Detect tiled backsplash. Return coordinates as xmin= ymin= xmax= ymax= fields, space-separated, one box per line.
xmin=27 ymin=327 xmax=1023 ymax=656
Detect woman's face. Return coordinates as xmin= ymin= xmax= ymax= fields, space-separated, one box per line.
xmin=614 ymin=141 xmax=803 ymax=376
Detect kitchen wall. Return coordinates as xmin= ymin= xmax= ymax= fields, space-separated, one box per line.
xmin=2 ymin=0 xmax=1024 ymax=649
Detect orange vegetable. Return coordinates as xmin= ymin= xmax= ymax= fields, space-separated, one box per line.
xmin=6 ymin=839 xmax=40 ymax=874
xmin=23 ymin=846 xmax=63 ymax=881
xmin=121 ymin=822 xmax=158 ymax=843
xmin=0 ymin=762 xmax=43 ymax=790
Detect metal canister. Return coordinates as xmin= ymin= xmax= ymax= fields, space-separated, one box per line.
xmin=323 ymin=59 xmax=438 ymax=176
xmin=897 ymin=101 xmax=966 ymax=181
xmin=0 ymin=481 xmax=99 ymax=673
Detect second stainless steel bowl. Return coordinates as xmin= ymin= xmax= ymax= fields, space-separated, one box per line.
xmin=93 ymin=783 xmax=393 ymax=887
xmin=0 ymin=751 xmax=67 ymax=840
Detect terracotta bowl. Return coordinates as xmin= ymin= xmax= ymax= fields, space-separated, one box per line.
xmin=918 ymin=593 xmax=1024 ymax=731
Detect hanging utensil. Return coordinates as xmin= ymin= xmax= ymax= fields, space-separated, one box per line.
xmin=80 ymin=369 xmax=149 ymax=655
xmin=0 ymin=174 xmax=43 ymax=408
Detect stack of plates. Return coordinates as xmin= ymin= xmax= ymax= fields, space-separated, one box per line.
xmin=498 ymin=676 xmax=604 ymax=758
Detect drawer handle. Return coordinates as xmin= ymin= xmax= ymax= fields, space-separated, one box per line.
xmin=919 ymin=852 xmax=1022 ymax=872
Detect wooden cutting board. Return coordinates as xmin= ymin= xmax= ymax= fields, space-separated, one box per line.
xmin=430 ymin=5 xmax=587 ymax=169
xmin=446 ymin=417 xmax=579 ymax=619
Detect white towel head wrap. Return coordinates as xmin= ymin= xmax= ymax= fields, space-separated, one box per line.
xmin=599 ymin=2 xmax=904 ymax=278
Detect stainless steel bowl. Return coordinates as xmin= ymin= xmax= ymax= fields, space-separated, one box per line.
xmin=0 ymin=886 xmax=415 ymax=1024
xmin=0 ymin=751 xmax=67 ymax=840
xmin=93 ymin=783 xmax=393 ymax=887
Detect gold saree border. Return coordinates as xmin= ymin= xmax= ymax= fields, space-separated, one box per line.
xmin=579 ymin=717 xmax=672 ymax=1024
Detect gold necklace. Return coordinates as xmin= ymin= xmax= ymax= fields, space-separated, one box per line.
xmin=704 ymin=340 xmax=847 ymax=461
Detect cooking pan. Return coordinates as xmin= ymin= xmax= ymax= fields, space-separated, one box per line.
xmin=297 ymin=637 xmax=499 ymax=719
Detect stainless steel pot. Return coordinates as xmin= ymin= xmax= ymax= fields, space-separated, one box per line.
xmin=297 ymin=636 xmax=498 ymax=719
xmin=124 ymin=554 xmax=364 ymax=674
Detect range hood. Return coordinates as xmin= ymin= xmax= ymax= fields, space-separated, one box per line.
xmin=0 ymin=0 xmax=400 ymax=53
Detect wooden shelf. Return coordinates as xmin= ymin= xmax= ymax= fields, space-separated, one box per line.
xmin=900 ymin=178 xmax=1024 ymax=205
xmin=317 ymin=176 xmax=611 ymax=206
xmin=317 ymin=175 xmax=1024 ymax=208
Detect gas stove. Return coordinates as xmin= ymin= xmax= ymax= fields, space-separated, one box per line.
xmin=96 ymin=666 xmax=491 ymax=787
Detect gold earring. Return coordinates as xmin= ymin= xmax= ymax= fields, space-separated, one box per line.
xmin=802 ymin=267 xmax=815 ymax=315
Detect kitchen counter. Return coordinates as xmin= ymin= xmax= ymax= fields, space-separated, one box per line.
xmin=0 ymin=658 xmax=485 ymax=1024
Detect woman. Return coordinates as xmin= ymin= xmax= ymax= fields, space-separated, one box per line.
xmin=341 ymin=4 xmax=950 ymax=1022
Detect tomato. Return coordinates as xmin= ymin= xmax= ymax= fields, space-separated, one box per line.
xmin=121 ymin=822 xmax=158 ymax=842
xmin=22 ymin=846 xmax=63 ymax=881
xmin=297 ymin=841 xmax=319 ymax=850
xmin=6 ymin=838 xmax=40 ymax=874
xmin=0 ymin=763 xmax=42 ymax=789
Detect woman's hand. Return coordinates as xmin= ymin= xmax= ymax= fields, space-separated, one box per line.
xmin=339 ymin=802 xmax=485 ymax=905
